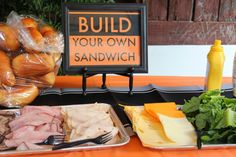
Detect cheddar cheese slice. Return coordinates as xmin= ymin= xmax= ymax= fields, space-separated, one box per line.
xmin=144 ymin=102 xmax=185 ymax=120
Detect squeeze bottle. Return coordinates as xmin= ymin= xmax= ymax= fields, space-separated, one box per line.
xmin=206 ymin=40 xmax=225 ymax=91
xmin=233 ymin=53 xmax=236 ymax=96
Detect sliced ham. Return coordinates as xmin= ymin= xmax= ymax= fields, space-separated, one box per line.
xmin=5 ymin=130 xmax=62 ymax=147
xmin=35 ymin=124 xmax=50 ymax=132
xmin=17 ymin=142 xmax=44 ymax=151
xmin=10 ymin=126 xmax=35 ymax=139
xmin=0 ymin=111 xmax=15 ymax=144
xmin=35 ymin=122 xmax=63 ymax=133
xmin=21 ymin=106 xmax=62 ymax=119
xmin=9 ymin=112 xmax=61 ymax=131
xmin=4 ymin=106 xmax=63 ymax=150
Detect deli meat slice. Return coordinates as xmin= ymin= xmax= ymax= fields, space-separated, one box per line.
xmin=4 ymin=106 xmax=63 ymax=150
xmin=62 ymin=103 xmax=119 ymax=143
xmin=17 ymin=142 xmax=44 ymax=151
xmin=9 ymin=106 xmax=62 ymax=131
xmin=9 ymin=112 xmax=61 ymax=131
xmin=21 ymin=106 xmax=62 ymax=119
xmin=35 ymin=123 xmax=63 ymax=133
xmin=5 ymin=128 xmax=62 ymax=147
xmin=0 ymin=111 xmax=15 ymax=142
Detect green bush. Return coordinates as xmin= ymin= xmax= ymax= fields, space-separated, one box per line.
xmin=0 ymin=0 xmax=115 ymax=30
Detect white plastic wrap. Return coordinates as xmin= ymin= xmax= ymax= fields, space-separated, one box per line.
xmin=0 ymin=11 xmax=64 ymax=107
xmin=7 ymin=11 xmax=64 ymax=54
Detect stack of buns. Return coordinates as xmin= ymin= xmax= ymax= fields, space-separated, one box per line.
xmin=0 ymin=16 xmax=62 ymax=107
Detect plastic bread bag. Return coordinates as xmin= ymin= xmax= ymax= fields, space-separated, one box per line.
xmin=0 ymin=11 xmax=64 ymax=107
xmin=5 ymin=11 xmax=63 ymax=88
xmin=7 ymin=11 xmax=64 ymax=54
xmin=0 ymin=23 xmax=20 ymax=52
xmin=0 ymin=37 xmax=51 ymax=108
xmin=0 ymin=83 xmax=39 ymax=108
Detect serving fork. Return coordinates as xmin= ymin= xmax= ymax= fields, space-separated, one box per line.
xmin=37 ymin=134 xmax=66 ymax=145
xmin=3 ymin=134 xmax=66 ymax=151
xmin=52 ymin=132 xmax=113 ymax=150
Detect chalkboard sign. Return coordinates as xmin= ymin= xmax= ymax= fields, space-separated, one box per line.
xmin=62 ymin=3 xmax=147 ymax=74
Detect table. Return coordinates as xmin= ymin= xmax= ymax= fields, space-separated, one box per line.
xmin=4 ymin=76 xmax=234 ymax=157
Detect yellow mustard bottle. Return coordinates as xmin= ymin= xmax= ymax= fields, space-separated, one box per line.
xmin=206 ymin=40 xmax=225 ymax=91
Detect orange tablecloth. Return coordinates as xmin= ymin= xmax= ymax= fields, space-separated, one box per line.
xmin=4 ymin=76 xmax=234 ymax=157
xmin=54 ymin=76 xmax=232 ymax=88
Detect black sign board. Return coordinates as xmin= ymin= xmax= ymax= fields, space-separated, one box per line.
xmin=62 ymin=3 xmax=148 ymax=74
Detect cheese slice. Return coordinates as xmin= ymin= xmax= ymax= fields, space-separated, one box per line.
xmin=123 ymin=105 xmax=136 ymax=122
xmin=145 ymin=102 xmax=177 ymax=111
xmin=123 ymin=105 xmax=142 ymax=132
xmin=124 ymin=106 xmax=176 ymax=147
xmin=144 ymin=102 xmax=185 ymax=120
xmin=158 ymin=113 xmax=197 ymax=145
xmin=124 ymin=104 xmax=197 ymax=147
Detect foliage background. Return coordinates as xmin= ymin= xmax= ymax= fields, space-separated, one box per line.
xmin=0 ymin=0 xmax=115 ymax=31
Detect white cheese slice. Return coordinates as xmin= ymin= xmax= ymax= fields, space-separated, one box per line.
xmin=158 ymin=113 xmax=197 ymax=145
xmin=131 ymin=107 xmax=176 ymax=147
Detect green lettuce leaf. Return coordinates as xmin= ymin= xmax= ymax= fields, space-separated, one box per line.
xmin=182 ymin=89 xmax=236 ymax=144
xmin=214 ymin=108 xmax=236 ymax=129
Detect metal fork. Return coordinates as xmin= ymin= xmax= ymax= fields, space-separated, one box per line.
xmin=52 ymin=132 xmax=113 ymax=150
xmin=37 ymin=135 xmax=65 ymax=145
xmin=4 ymin=135 xmax=66 ymax=151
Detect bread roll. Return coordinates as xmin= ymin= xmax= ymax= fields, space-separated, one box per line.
xmin=0 ymin=50 xmax=16 ymax=86
xmin=0 ymin=89 xmax=5 ymax=105
xmin=12 ymin=53 xmax=55 ymax=77
xmin=40 ymin=25 xmax=55 ymax=36
xmin=21 ymin=17 xmax=38 ymax=29
xmin=24 ymin=27 xmax=44 ymax=54
xmin=27 ymin=27 xmax=43 ymax=44
xmin=43 ymin=28 xmax=59 ymax=47
xmin=43 ymin=30 xmax=58 ymax=38
xmin=0 ymin=23 xmax=20 ymax=51
xmin=30 ymin=72 xmax=56 ymax=87
xmin=52 ymin=53 xmax=61 ymax=63
xmin=38 ymin=72 xmax=56 ymax=86
xmin=0 ymin=84 xmax=39 ymax=107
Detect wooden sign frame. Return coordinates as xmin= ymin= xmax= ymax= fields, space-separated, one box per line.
xmin=62 ymin=3 xmax=148 ymax=75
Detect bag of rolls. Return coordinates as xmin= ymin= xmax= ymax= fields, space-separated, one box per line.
xmin=0 ymin=11 xmax=64 ymax=107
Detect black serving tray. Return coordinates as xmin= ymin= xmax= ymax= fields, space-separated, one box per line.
xmin=29 ymin=84 xmax=234 ymax=129
xmin=31 ymin=83 xmax=233 ymax=105
xmin=0 ymin=84 xmax=233 ymax=135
